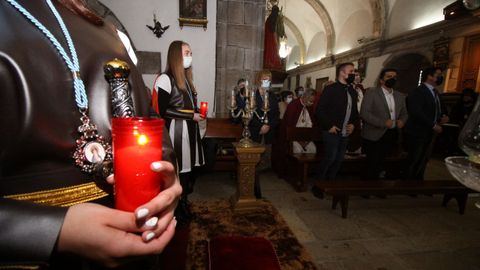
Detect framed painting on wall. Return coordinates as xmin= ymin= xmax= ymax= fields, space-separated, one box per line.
xmin=179 ymin=0 xmax=208 ymax=29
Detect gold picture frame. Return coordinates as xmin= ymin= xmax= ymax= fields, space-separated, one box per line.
xmin=179 ymin=0 xmax=208 ymax=29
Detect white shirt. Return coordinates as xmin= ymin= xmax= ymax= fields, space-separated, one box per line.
xmin=382 ymin=87 xmax=396 ymax=128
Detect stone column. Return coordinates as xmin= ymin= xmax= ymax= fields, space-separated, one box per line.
xmin=230 ymin=142 xmax=265 ymax=212
xmin=216 ymin=0 xmax=266 ymax=116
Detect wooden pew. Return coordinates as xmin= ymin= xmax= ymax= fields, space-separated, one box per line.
xmin=313 ymin=180 xmax=476 ymax=218
xmin=203 ymin=118 xmax=243 ymax=172
xmin=285 ymin=127 xmax=323 ymax=191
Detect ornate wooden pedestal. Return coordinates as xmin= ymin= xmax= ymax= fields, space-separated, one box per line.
xmin=230 ymin=142 xmax=265 ymax=212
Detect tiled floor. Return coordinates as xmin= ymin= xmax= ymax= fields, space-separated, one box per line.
xmin=191 ymin=159 xmax=480 ymax=270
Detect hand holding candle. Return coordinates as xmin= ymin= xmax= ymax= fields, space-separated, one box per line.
xmin=200 ymin=102 xmax=208 ymax=118
xmin=112 ymin=117 xmax=164 ymax=212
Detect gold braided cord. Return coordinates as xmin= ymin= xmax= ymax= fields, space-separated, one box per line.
xmin=4 ymin=182 xmax=109 ymax=207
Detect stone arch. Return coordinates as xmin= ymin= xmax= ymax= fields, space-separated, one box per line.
xmin=336 ymin=9 xmax=373 ymax=53
xmin=306 ymin=31 xmax=326 ymax=63
xmin=303 ymin=0 xmax=335 ymax=56
xmin=283 ymin=16 xmax=306 ymax=65
xmin=286 ymin=45 xmax=301 ymax=70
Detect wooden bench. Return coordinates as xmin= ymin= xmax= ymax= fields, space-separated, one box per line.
xmin=284 ymin=127 xmax=407 ymax=191
xmin=285 ymin=127 xmax=323 ymax=191
xmin=203 ymin=118 xmax=243 ymax=172
xmin=313 ymin=180 xmax=476 ymax=218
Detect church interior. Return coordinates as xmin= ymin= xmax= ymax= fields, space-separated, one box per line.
xmin=2 ymin=0 xmax=480 ymax=269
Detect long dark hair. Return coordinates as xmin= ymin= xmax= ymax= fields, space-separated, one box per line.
xmin=56 ymin=0 xmax=104 ymax=25
xmin=165 ymin=40 xmax=196 ymax=93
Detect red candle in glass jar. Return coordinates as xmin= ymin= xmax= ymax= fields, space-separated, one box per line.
xmin=200 ymin=102 xmax=208 ymax=118
xmin=112 ymin=117 xmax=164 ymax=212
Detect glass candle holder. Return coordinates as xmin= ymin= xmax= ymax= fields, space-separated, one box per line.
xmin=200 ymin=102 xmax=208 ymax=118
xmin=112 ymin=117 xmax=164 ymax=212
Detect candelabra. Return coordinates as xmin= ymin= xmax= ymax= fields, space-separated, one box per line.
xmin=229 ymin=82 xmax=270 ymax=148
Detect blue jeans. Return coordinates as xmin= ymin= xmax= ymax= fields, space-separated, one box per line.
xmin=318 ymin=132 xmax=349 ymax=180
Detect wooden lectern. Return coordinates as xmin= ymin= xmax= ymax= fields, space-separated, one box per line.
xmin=230 ymin=142 xmax=265 ymax=212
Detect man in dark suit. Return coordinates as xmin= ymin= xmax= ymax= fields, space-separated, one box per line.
xmin=315 ymin=62 xmax=359 ymax=180
xmin=361 ymin=68 xmax=408 ymax=179
xmin=405 ymin=67 xmax=449 ymax=180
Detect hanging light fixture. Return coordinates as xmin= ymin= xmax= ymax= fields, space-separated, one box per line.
xmin=278 ymin=36 xmax=291 ymax=58
xmin=278 ymin=0 xmax=291 ymax=59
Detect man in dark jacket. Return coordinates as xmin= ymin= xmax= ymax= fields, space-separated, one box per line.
xmin=315 ymin=63 xmax=359 ymax=180
xmin=405 ymin=67 xmax=449 ymax=180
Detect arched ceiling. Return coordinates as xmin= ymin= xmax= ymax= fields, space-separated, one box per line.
xmin=276 ymin=0 xmax=456 ymax=70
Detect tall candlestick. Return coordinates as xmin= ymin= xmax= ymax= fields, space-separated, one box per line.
xmin=264 ymin=90 xmax=269 ymax=110
xmin=231 ymin=89 xmax=236 ymax=108
xmin=250 ymin=89 xmax=256 ymax=110
xmin=112 ymin=117 xmax=164 ymax=212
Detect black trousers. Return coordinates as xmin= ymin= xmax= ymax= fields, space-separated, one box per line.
xmin=363 ymin=129 xmax=398 ymax=180
xmin=406 ymin=134 xmax=434 ymax=180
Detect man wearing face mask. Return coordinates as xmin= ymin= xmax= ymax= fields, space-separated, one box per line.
xmin=405 ymin=67 xmax=449 ymax=180
xmin=361 ymin=68 xmax=408 ymax=180
xmin=315 ymin=63 xmax=359 ymax=181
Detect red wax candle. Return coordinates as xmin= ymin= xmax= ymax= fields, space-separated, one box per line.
xmin=112 ymin=117 xmax=164 ymax=212
xmin=200 ymin=102 xmax=208 ymax=118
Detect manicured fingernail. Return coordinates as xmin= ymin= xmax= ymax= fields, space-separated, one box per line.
xmin=136 ymin=208 xmax=149 ymax=219
xmin=145 ymin=216 xmax=158 ymax=228
xmin=150 ymin=162 xmax=162 ymax=171
xmin=145 ymin=232 xmax=155 ymax=242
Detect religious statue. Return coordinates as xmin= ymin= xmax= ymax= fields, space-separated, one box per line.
xmin=263 ymin=5 xmax=284 ymax=71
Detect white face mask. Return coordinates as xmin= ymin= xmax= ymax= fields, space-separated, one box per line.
xmin=261 ymin=79 xmax=271 ymax=89
xmin=183 ymin=56 xmax=192 ymax=69
xmin=286 ymin=97 xmax=293 ymax=104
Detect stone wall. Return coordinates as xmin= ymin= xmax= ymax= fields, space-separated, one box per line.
xmin=215 ymin=0 xmax=265 ymax=116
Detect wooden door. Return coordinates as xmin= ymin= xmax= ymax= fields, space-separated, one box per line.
xmin=458 ymin=34 xmax=480 ymax=91
xmin=315 ymin=77 xmax=329 ymax=94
